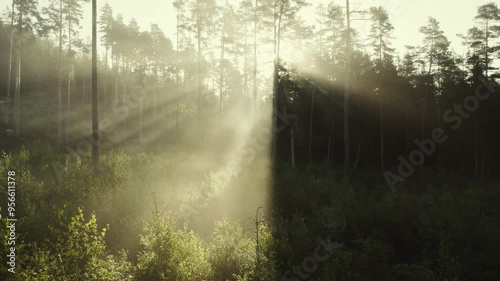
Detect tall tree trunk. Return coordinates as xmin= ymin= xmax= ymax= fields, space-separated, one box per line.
xmin=271 ymin=60 xmax=279 ymax=162
xmin=327 ymin=126 xmax=331 ymax=163
xmin=405 ymin=91 xmax=410 ymax=154
xmin=197 ymin=23 xmax=202 ymax=127
xmin=253 ymin=0 xmax=258 ymax=115
xmin=104 ymin=46 xmax=108 ymax=107
xmin=92 ymin=0 xmax=99 ymax=174
xmin=290 ymin=129 xmax=295 ymax=168
xmin=327 ymin=119 xmax=334 ymax=164
xmin=379 ymin=22 xmax=384 ymax=171
xmin=139 ymin=97 xmax=143 ymax=146
xmin=114 ymin=53 xmax=119 ymax=106
xmin=175 ymin=11 xmax=180 ymax=132
xmin=354 ymin=142 xmax=362 ymax=170
xmin=14 ymin=52 xmax=20 ymax=138
xmin=421 ymin=90 xmax=427 ymax=140
xmin=309 ymin=87 xmax=315 ymax=165
xmin=330 ymin=26 xmax=336 ymax=166
xmin=82 ymin=64 xmax=86 ymax=103
xmin=14 ymin=5 xmax=24 ymax=138
xmin=272 ymin=2 xmax=284 ymax=163
xmin=436 ymin=105 xmax=442 ymax=165
xmin=66 ymin=17 xmax=72 ymax=145
xmin=485 ymin=19 xmax=489 ymax=79
xmin=219 ymin=18 xmax=225 ymax=124
xmin=380 ymin=91 xmax=384 ymax=170
xmin=344 ymin=0 xmax=351 ymax=181
xmin=5 ymin=0 xmax=14 ymax=126
xmin=480 ymin=146 xmax=485 ymax=181
xmin=122 ymin=58 xmax=127 ymax=143
xmin=57 ymin=0 xmax=63 ymax=147
xmin=421 ymin=38 xmax=434 ymax=140
xmin=474 ymin=118 xmax=479 ymax=178
xmin=271 ymin=3 xmax=279 ymax=162
xmin=243 ymin=27 xmax=248 ymax=98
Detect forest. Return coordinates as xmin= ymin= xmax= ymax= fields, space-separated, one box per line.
xmin=0 ymin=0 xmax=500 ymax=280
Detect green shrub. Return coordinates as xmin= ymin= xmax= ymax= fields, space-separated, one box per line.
xmin=135 ymin=214 xmax=211 ymax=281
xmin=208 ymin=218 xmax=255 ymax=281
xmin=19 ymin=208 xmax=132 ymax=281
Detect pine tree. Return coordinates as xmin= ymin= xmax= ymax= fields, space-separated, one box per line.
xmin=43 ymin=0 xmax=65 ymax=146
xmin=13 ymin=0 xmax=41 ymax=138
xmin=474 ymin=2 xmax=500 ymax=78
xmin=99 ymin=2 xmax=113 ymax=108
xmin=64 ymin=0 xmax=89 ymax=144
xmin=188 ymin=0 xmax=217 ymax=130
xmin=368 ymin=6 xmax=394 ymax=170
xmin=268 ymin=0 xmax=308 ymax=163
xmin=418 ymin=17 xmax=449 ymax=140
xmin=5 ymin=0 xmax=15 ymax=126
xmin=91 ymin=0 xmax=98 ymax=174
xmin=344 ymin=0 xmax=351 ymax=181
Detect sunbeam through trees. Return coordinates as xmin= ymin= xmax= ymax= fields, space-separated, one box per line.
xmin=0 ymin=0 xmax=500 ymax=280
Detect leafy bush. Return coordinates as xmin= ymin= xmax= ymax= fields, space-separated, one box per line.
xmin=0 ymin=149 xmax=48 ymax=241
xmin=19 ymin=208 xmax=132 ymax=281
xmin=208 ymin=218 xmax=255 ymax=281
xmin=135 ymin=214 xmax=211 ymax=281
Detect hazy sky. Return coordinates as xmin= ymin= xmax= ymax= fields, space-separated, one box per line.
xmin=35 ymin=0 xmax=487 ymax=58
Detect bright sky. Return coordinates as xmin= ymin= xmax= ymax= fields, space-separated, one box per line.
xmin=309 ymin=0 xmax=484 ymax=56
xmin=34 ymin=0 xmax=489 ymax=58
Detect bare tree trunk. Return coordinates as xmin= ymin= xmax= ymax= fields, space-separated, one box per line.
xmin=271 ymin=2 xmax=284 ymax=163
xmin=82 ymin=64 xmax=86 ymax=103
xmin=271 ymin=59 xmax=279 ymax=162
xmin=380 ymin=93 xmax=384 ymax=170
xmin=485 ymin=19 xmax=489 ymax=79
xmin=197 ymin=20 xmax=202 ymax=125
xmin=344 ymin=0 xmax=351 ymax=181
xmin=66 ymin=17 xmax=72 ymax=145
xmin=330 ymin=28 xmax=336 ymax=166
xmin=115 ymin=54 xmax=119 ymax=106
xmin=219 ymin=17 xmax=225 ymax=124
xmin=309 ymin=87 xmax=315 ymax=165
xmin=354 ymin=143 xmax=362 ymax=170
xmin=243 ymin=27 xmax=248 ymax=98
xmin=122 ymin=59 xmax=127 ymax=143
xmin=290 ymin=129 xmax=295 ymax=168
xmin=436 ymin=105 xmax=442 ymax=165
xmin=175 ymin=12 xmax=180 ymax=132
xmin=327 ymin=127 xmax=331 ymax=163
xmin=253 ymin=0 xmax=258 ymax=115
xmin=421 ymin=40 xmax=434 ymax=140
xmin=474 ymin=118 xmax=479 ymax=178
xmin=14 ymin=53 xmax=20 ymax=138
xmin=379 ymin=24 xmax=384 ymax=171
xmin=5 ymin=0 xmax=15 ymax=125
xmin=421 ymin=91 xmax=427 ymax=140
xmin=66 ymin=68 xmax=71 ymax=144
xmin=92 ymin=0 xmax=99 ymax=174
xmin=405 ymin=92 xmax=410 ymax=154
xmin=480 ymin=141 xmax=485 ymax=181
xmin=139 ymin=97 xmax=143 ymax=146
xmin=14 ymin=6 xmax=24 ymax=138
xmin=104 ymin=46 xmax=108 ymax=107
xmin=327 ymin=119 xmax=334 ymax=164
xmin=57 ymin=0 xmax=63 ymax=147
